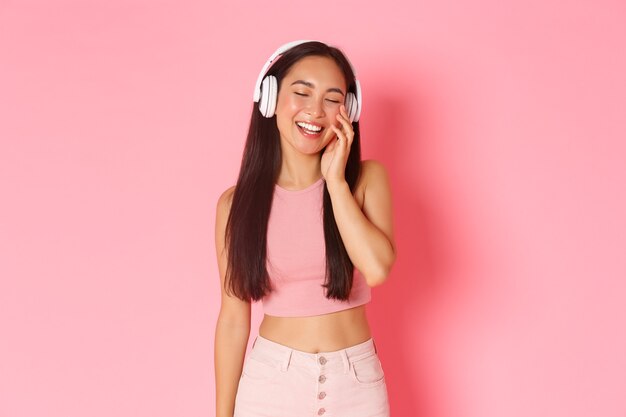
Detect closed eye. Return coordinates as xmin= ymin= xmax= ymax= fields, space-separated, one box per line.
xmin=294 ymin=92 xmax=308 ymax=97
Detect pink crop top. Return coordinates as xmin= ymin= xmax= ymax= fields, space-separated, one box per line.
xmin=262 ymin=177 xmax=371 ymax=317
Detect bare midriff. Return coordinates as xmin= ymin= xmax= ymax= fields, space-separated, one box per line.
xmin=258 ymin=305 xmax=371 ymax=353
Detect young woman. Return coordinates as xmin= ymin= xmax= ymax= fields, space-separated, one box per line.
xmin=214 ymin=40 xmax=395 ymax=417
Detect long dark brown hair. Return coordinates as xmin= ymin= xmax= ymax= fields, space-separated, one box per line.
xmin=224 ymin=41 xmax=362 ymax=302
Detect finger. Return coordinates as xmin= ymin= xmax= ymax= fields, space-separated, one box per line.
xmin=335 ymin=122 xmax=352 ymax=149
xmin=335 ymin=118 xmax=353 ymax=150
xmin=336 ymin=111 xmax=351 ymax=131
xmin=336 ymin=108 xmax=354 ymax=133
xmin=324 ymin=136 xmax=338 ymax=153
xmin=339 ymin=111 xmax=353 ymax=138
xmin=340 ymin=104 xmax=355 ymax=127
xmin=330 ymin=124 xmax=341 ymax=141
xmin=330 ymin=125 xmax=346 ymax=147
xmin=331 ymin=127 xmax=351 ymax=158
xmin=340 ymin=104 xmax=350 ymax=120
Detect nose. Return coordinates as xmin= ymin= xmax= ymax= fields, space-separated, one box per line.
xmin=305 ymin=97 xmax=325 ymax=117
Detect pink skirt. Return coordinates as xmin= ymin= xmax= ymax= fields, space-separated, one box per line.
xmin=233 ymin=335 xmax=390 ymax=417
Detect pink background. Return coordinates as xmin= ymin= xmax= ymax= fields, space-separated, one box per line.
xmin=1 ymin=1 xmax=625 ymax=416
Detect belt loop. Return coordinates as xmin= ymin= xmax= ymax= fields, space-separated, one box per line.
xmin=281 ymin=349 xmax=292 ymax=372
xmin=372 ymin=338 xmax=378 ymax=354
xmin=252 ymin=336 xmax=258 ymax=348
xmin=340 ymin=349 xmax=350 ymax=374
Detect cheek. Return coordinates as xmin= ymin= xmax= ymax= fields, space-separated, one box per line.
xmin=275 ymin=97 xmax=297 ymax=132
xmin=277 ymin=93 xmax=306 ymax=114
xmin=327 ymin=107 xmax=342 ymax=127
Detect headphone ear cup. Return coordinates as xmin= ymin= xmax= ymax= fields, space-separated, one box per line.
xmin=345 ymin=92 xmax=359 ymax=123
xmin=258 ymin=76 xmax=278 ymax=117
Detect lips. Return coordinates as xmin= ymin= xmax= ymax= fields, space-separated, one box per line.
xmin=295 ymin=121 xmax=324 ymax=138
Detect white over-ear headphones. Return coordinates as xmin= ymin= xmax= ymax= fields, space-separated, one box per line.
xmin=253 ymin=40 xmax=362 ymax=123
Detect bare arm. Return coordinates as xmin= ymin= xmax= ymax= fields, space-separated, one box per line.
xmin=327 ymin=160 xmax=396 ymax=287
xmin=214 ymin=186 xmax=251 ymax=417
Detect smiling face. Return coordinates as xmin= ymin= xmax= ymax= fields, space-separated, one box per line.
xmin=274 ymin=55 xmax=348 ymax=155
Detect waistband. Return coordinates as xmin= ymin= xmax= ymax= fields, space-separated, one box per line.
xmin=250 ymin=335 xmax=378 ymax=374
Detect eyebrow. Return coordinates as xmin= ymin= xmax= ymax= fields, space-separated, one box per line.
xmin=290 ymin=80 xmax=345 ymax=96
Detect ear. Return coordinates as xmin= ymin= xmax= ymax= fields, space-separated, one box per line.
xmin=259 ymin=75 xmax=278 ymax=118
xmin=345 ymin=92 xmax=358 ymax=122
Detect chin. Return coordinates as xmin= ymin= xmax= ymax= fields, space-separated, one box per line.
xmin=296 ymin=144 xmax=324 ymax=155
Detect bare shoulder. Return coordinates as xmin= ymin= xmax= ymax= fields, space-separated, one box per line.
xmin=216 ymin=185 xmax=236 ymax=212
xmin=215 ymin=185 xmax=236 ymax=246
xmin=361 ymin=159 xmax=389 ymax=180
xmin=359 ymin=159 xmax=391 ymax=194
xmin=215 ymin=185 xmax=236 ymax=259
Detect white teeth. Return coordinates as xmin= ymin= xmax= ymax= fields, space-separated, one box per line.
xmin=296 ymin=121 xmax=322 ymax=132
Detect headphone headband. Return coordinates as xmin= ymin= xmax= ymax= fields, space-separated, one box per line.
xmin=253 ymin=40 xmax=314 ymax=102
xmin=252 ymin=40 xmax=362 ymax=122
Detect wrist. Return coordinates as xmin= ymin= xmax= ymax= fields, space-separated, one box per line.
xmin=325 ymin=178 xmax=350 ymax=194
